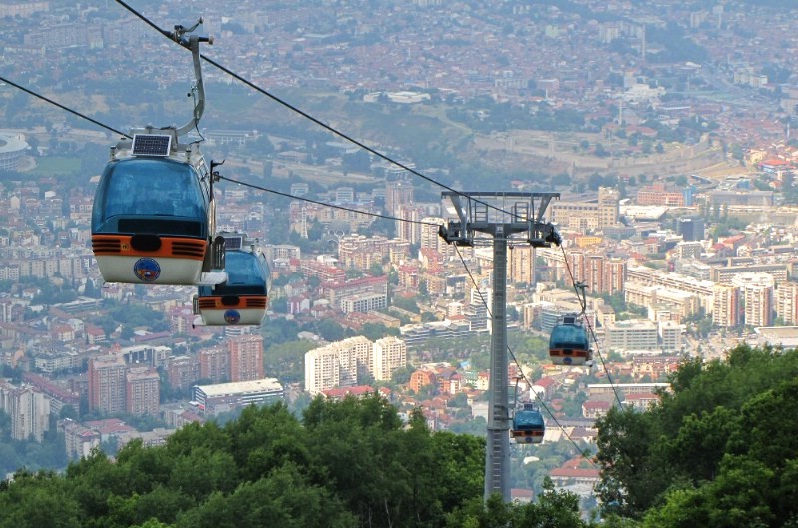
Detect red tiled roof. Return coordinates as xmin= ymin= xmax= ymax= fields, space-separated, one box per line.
xmin=322 ymin=385 xmax=375 ymax=398
xmin=533 ymin=377 xmax=558 ymax=388
xmin=550 ymin=468 xmax=600 ymax=479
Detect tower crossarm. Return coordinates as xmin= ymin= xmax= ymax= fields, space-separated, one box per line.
xmin=438 ymin=191 xmax=560 ymax=246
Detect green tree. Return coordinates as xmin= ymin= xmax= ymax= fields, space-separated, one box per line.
xmin=596 ymin=344 xmax=798 ymax=523
xmin=0 ymin=471 xmax=81 ymax=528
xmin=314 ymin=318 xmax=348 ymax=342
xmin=175 ymin=464 xmax=355 ymax=528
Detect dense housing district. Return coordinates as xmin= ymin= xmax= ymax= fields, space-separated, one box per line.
xmin=3 ymin=0 xmax=798 ymax=502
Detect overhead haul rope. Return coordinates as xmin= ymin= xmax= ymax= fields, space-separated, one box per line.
xmin=112 ymin=0 xmax=520 ymax=219
xmin=559 ymin=245 xmax=624 ymax=408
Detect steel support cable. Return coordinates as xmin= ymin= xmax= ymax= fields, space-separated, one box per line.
xmin=0 ymin=75 xmax=129 ymax=139
xmin=217 ymin=174 xmax=441 ymax=227
xmin=559 ymin=245 xmax=624 ymax=408
xmin=113 ymin=0 xmax=520 ymax=220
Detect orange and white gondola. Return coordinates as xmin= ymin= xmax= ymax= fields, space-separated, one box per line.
xmin=193 ymin=234 xmax=270 ymax=326
xmin=90 ymin=24 xmax=222 ymax=286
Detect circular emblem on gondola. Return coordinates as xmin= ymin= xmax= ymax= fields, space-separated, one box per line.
xmin=562 ymin=357 xmax=573 ymax=365
xmin=224 ymin=309 xmax=241 ymax=324
xmin=133 ymin=258 xmax=161 ymax=282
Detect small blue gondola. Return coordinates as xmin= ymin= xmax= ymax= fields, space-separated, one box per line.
xmin=194 ymin=234 xmax=270 ymax=326
xmin=511 ymin=403 xmax=545 ymax=444
xmin=549 ymin=314 xmax=593 ymax=366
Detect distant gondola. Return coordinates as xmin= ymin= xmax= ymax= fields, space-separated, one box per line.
xmin=511 ymin=402 xmax=545 ymax=444
xmin=193 ymin=233 xmax=270 ymax=326
xmin=549 ymin=314 xmax=592 ymax=366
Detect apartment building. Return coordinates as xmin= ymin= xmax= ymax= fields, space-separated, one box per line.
xmin=320 ymin=275 xmax=388 ymax=311
xmin=551 ymin=187 xmax=618 ymax=231
xmin=167 ymin=355 xmax=201 ymax=391
xmin=305 ymin=346 xmax=341 ymax=396
xmin=0 ymin=383 xmax=50 ymax=441
xmin=776 ymin=282 xmax=798 ymax=326
xmin=87 ymin=354 xmax=127 ymax=415
xmin=732 ymin=273 xmax=775 ymax=327
xmin=626 ymin=266 xmax=714 ymax=312
xmin=605 ymin=319 xmax=659 ymax=352
xmin=713 ymin=283 xmax=741 ymax=328
xmin=228 ymin=334 xmax=264 ymax=383
xmin=59 ymin=419 xmax=101 ymax=460
xmin=304 ymin=336 xmax=408 ymax=394
xmin=624 ymin=282 xmax=699 ymax=321
xmin=373 ymin=336 xmax=407 ymax=381
xmin=125 ymin=367 xmax=160 ymax=417
xmin=199 ymin=347 xmax=230 ymax=384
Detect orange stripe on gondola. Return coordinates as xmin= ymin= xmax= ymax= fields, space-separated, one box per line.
xmin=512 ymin=430 xmax=544 ymax=437
xmin=549 ymin=349 xmax=590 ymax=357
xmin=92 ymin=235 xmax=206 ymax=260
xmin=197 ymin=296 xmax=268 ymax=310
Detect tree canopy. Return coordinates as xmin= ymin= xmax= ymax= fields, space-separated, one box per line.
xmin=595 ymin=344 xmax=798 ymax=527
xmin=0 ymin=394 xmax=492 ymax=528
xmin=6 ymin=345 xmax=795 ymax=526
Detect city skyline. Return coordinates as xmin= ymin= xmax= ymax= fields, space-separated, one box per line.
xmin=3 ymin=0 xmax=798 ymax=504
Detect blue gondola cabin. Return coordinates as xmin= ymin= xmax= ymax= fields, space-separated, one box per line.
xmin=91 ymin=132 xmax=216 ymax=285
xmin=511 ymin=403 xmax=545 ymax=444
xmin=549 ymin=314 xmax=592 ymax=366
xmin=194 ymin=234 xmax=269 ymax=326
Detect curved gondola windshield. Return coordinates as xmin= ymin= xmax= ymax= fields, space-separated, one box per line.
xmin=549 ymin=324 xmax=589 ymax=349
xmin=92 ymin=158 xmax=208 ymax=236
xmin=199 ymin=251 xmax=268 ymax=296
xmin=514 ymin=409 xmax=544 ymax=429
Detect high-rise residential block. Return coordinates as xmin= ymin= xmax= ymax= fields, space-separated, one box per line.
xmin=126 ymin=366 xmax=160 ymax=416
xmin=88 ymin=354 xmax=127 ymax=415
xmin=228 ymin=334 xmax=264 ymax=382
xmin=373 ymin=336 xmax=407 ymax=381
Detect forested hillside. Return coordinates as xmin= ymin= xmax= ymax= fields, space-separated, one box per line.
xmin=597 ymin=344 xmax=798 ymax=527
xmin=0 ymin=394 xmax=586 ymax=528
xmin=1 ymin=344 xmax=797 ymax=527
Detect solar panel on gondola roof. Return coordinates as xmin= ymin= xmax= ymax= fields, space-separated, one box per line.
xmin=132 ymin=134 xmax=172 ymax=157
xmin=223 ymin=236 xmax=243 ymax=250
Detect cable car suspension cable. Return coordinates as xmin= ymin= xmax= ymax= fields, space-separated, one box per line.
xmin=559 ymin=246 xmax=624 ymax=408
xmin=112 ymin=0 xmax=520 ymax=221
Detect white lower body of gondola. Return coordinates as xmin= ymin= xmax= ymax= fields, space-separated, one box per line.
xmin=96 ymin=254 xmax=203 ymax=285
xmin=196 ymin=308 xmax=266 ymax=326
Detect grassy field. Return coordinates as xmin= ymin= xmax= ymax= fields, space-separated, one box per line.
xmin=29 ymin=156 xmax=82 ymax=176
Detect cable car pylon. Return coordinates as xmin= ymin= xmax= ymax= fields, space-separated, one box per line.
xmin=439 ymin=191 xmax=560 ymax=503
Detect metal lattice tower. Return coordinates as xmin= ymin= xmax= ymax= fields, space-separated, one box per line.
xmin=439 ymin=191 xmax=560 ymax=502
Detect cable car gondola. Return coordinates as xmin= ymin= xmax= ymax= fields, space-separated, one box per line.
xmin=511 ymin=402 xmax=545 ymax=444
xmin=193 ymin=233 xmax=270 ymax=326
xmin=91 ymin=23 xmax=223 ymax=286
xmin=549 ymin=314 xmax=592 ymax=366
